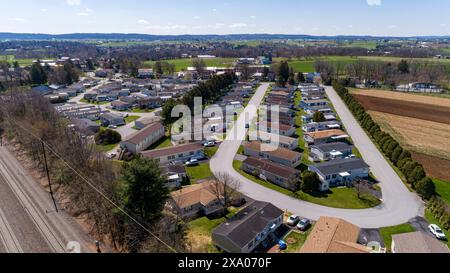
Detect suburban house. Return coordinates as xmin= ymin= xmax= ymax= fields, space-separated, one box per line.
xmin=70 ymin=118 xmax=100 ymax=135
xmin=309 ymin=142 xmax=354 ymax=162
xmin=300 ymin=217 xmax=372 ymax=253
xmin=258 ymin=122 xmax=296 ymax=137
xmin=300 ymin=99 xmax=328 ymax=110
xmin=138 ymin=68 xmax=154 ymax=78
xmin=168 ymin=181 xmax=223 ymax=219
xmin=141 ymin=143 xmax=204 ymax=165
xmin=162 ymin=164 xmax=187 ymax=189
xmin=304 ymin=129 xmax=348 ymax=145
xmin=212 ymin=201 xmax=284 ymax=253
xmin=100 ymin=113 xmax=126 ymax=127
xmin=111 ymin=100 xmax=132 ymax=111
xmin=243 ymin=141 xmax=302 ymax=168
xmin=302 ymin=121 xmax=342 ymax=133
xmin=120 ymin=122 xmax=165 ymax=154
xmin=241 ymin=157 xmax=301 ymax=190
xmin=251 ymin=131 xmax=299 ymax=150
xmin=308 ymin=158 xmax=370 ymax=191
xmin=391 ymin=232 xmax=450 ymax=253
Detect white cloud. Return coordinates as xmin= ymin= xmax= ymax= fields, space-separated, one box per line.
xmin=212 ymin=9 xmax=217 ymax=12
xmin=85 ymin=8 xmax=93 ymax=13
xmin=229 ymin=23 xmax=247 ymax=28
xmin=77 ymin=12 xmax=89 ymax=16
xmin=145 ymin=25 xmax=188 ymax=31
xmin=250 ymin=15 xmax=256 ymax=19
xmin=138 ymin=19 xmax=149 ymax=25
xmin=367 ymin=0 xmax=381 ymax=6
xmin=193 ymin=16 xmax=200 ymax=20
xmin=66 ymin=0 xmax=81 ymax=6
xmin=40 ymin=8 xmax=48 ymax=12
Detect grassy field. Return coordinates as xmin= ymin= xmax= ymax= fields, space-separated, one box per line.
xmin=149 ymin=135 xmax=173 ymax=150
xmin=233 ymin=160 xmax=380 ymax=209
xmin=380 ymin=223 xmax=415 ymax=252
xmin=95 ymin=143 xmax=117 ymax=153
xmin=186 ymin=209 xmax=237 ymax=253
xmin=272 ymin=55 xmax=450 ymax=73
xmin=369 ymin=111 xmax=450 ymax=161
xmin=433 ymin=178 xmax=450 ymax=205
xmin=124 ymin=116 xmax=140 ymax=124
xmin=142 ymin=57 xmax=237 ymax=71
xmin=0 ymin=55 xmax=36 ymax=66
xmin=186 ymin=163 xmax=213 ymax=183
xmin=80 ymin=98 xmax=109 ymax=105
xmin=204 ymin=146 xmax=219 ymax=158
xmin=350 ymin=88 xmax=450 ymax=107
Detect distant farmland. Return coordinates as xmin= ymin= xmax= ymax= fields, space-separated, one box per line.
xmin=0 ymin=55 xmax=35 ymax=66
xmin=142 ymin=57 xmax=237 ymax=71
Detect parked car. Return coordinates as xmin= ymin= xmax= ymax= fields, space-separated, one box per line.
xmin=245 ymin=123 xmax=250 ymax=129
xmin=108 ymin=125 xmax=118 ymax=129
xmin=106 ymin=152 xmax=116 ymax=159
xmin=429 ymin=224 xmax=447 ymax=240
xmin=185 ymin=158 xmax=199 ymax=166
xmin=297 ymin=219 xmax=311 ymax=231
xmin=203 ymin=140 xmax=216 ymax=147
xmin=231 ymin=197 xmax=247 ymax=207
xmin=287 ymin=215 xmax=300 ymax=226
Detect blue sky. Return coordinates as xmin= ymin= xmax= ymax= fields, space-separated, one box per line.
xmin=0 ymin=0 xmax=449 ymax=36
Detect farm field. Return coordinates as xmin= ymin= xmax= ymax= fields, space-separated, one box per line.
xmin=355 ymin=95 xmax=450 ymax=125
xmin=272 ymin=55 xmax=450 ymax=73
xmin=350 ymin=88 xmax=450 ymax=107
xmin=142 ymin=57 xmax=237 ymax=71
xmin=412 ymin=153 xmax=450 ymax=182
xmin=0 ymin=55 xmax=35 ymax=66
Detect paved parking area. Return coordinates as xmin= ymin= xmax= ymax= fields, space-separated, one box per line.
xmin=409 ymin=216 xmax=433 ymax=237
xmin=359 ymin=229 xmax=384 ymax=247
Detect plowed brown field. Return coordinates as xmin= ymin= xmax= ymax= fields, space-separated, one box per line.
xmin=412 ymin=152 xmax=450 ymax=182
xmin=355 ymin=95 xmax=450 ymax=125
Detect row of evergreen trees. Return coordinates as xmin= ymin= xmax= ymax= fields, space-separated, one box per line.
xmin=332 ymin=81 xmax=436 ymax=200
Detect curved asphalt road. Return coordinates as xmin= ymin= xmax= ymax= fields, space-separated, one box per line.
xmin=210 ymin=83 xmax=424 ymax=228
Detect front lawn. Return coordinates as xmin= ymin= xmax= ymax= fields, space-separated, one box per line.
xmin=433 ymin=178 xmax=450 ymax=205
xmin=186 ymin=163 xmax=214 ymax=183
xmin=204 ymin=146 xmax=219 ymax=158
xmin=233 ymin=160 xmax=381 ymax=209
xmin=125 ymin=116 xmax=140 ymax=124
xmin=284 ymin=229 xmax=312 ymax=253
xmin=95 ymin=143 xmax=117 ymax=153
xmin=380 ymin=223 xmax=415 ymax=252
xmin=187 ymin=209 xmax=237 ymax=253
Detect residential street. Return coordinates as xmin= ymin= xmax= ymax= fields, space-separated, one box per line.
xmin=0 ymin=145 xmax=95 ymax=253
xmin=211 ymin=84 xmax=424 ymax=228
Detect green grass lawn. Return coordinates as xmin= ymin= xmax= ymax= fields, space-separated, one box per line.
xmin=0 ymin=54 xmax=36 ymax=67
xmin=186 ymin=163 xmax=214 ymax=183
xmin=124 ymin=116 xmax=140 ymax=124
xmin=204 ymin=146 xmax=219 ymax=158
xmin=284 ymin=229 xmax=312 ymax=253
xmin=187 ymin=209 xmax=237 ymax=253
xmin=131 ymin=108 xmax=155 ymax=113
xmin=433 ymin=178 xmax=450 ymax=205
xmin=149 ymin=135 xmax=173 ymax=150
xmin=380 ymin=223 xmax=415 ymax=252
xmin=95 ymin=143 xmax=117 ymax=153
xmin=424 ymin=209 xmax=450 ymax=248
xmin=233 ymin=160 xmax=380 ymax=209
xmin=143 ymin=57 xmax=237 ymax=72
xmin=80 ymin=98 xmax=109 ymax=105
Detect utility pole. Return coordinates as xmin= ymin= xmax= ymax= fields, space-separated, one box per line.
xmin=41 ymin=140 xmax=59 ymax=213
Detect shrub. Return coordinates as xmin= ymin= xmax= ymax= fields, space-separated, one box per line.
xmin=415 ymin=177 xmax=436 ymax=200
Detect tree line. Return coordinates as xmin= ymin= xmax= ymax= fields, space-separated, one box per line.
xmin=332 ymin=82 xmax=450 ymax=230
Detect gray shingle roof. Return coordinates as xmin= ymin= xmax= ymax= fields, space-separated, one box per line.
xmin=311 ymin=142 xmax=353 ymax=154
xmin=312 ymin=158 xmax=369 ymax=176
xmin=212 ymin=201 xmax=283 ymax=249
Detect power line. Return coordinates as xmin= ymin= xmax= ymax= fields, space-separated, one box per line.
xmin=3 ymin=117 xmax=178 ymax=253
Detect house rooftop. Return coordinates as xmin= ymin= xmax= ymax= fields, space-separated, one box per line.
xmin=258 ymin=121 xmax=294 ymax=132
xmin=170 ymin=181 xmax=218 ymax=209
xmin=243 ymin=157 xmax=300 ymax=179
xmin=123 ymin=122 xmax=164 ymax=145
xmin=213 ymin=201 xmax=283 ymax=249
xmin=392 ymin=231 xmax=450 ymax=253
xmin=305 ymin=129 xmax=347 ymax=140
xmin=252 ymin=131 xmax=297 ymax=145
xmin=310 ymin=142 xmax=353 ymax=154
xmin=141 ymin=142 xmax=203 ymax=159
xmin=243 ymin=141 xmax=301 ymax=161
xmin=311 ymin=158 xmax=369 ymax=176
xmin=300 ymin=217 xmax=369 ymax=253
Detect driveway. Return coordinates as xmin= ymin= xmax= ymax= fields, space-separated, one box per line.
xmin=210 ymin=84 xmax=424 ymax=228
xmin=409 ymin=216 xmax=433 ymax=236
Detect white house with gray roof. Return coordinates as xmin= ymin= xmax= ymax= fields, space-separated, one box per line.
xmin=309 ymin=142 xmax=353 ymax=162
xmin=309 ymin=158 xmax=370 ymax=191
